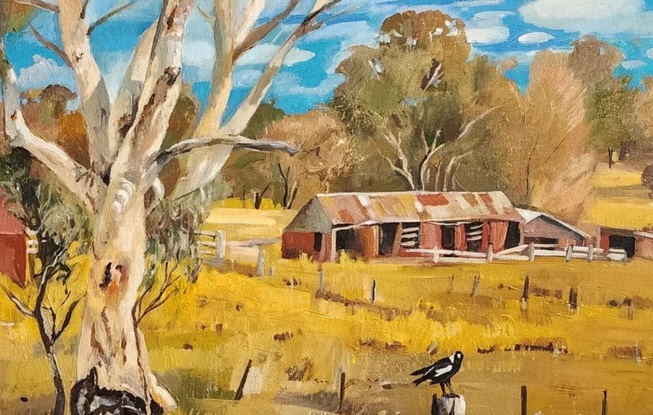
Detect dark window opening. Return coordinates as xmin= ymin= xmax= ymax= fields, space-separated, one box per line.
xmin=441 ymin=225 xmax=455 ymax=250
xmin=378 ymin=223 xmax=398 ymax=256
xmin=465 ymin=222 xmax=483 ymax=252
xmin=505 ymin=221 xmax=521 ymax=249
xmin=608 ymin=235 xmax=636 ymax=258
xmin=313 ymin=233 xmax=322 ymax=252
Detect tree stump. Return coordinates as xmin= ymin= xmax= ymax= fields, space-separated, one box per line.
xmin=431 ymin=394 xmax=466 ymax=415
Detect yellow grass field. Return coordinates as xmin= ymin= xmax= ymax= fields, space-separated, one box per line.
xmin=2 ymin=164 xmax=653 ymax=415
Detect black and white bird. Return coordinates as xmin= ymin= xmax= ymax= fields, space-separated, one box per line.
xmin=411 ymin=351 xmax=464 ymax=395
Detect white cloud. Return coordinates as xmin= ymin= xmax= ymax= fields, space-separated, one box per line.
xmin=17 ymin=55 xmax=75 ymax=91
xmin=647 ymin=48 xmax=653 ymax=59
xmin=622 ymin=60 xmax=646 ymax=70
xmin=520 ymin=0 xmax=653 ymax=35
xmin=305 ymin=21 xmax=373 ymax=42
xmin=518 ymin=31 xmax=554 ymax=44
xmin=271 ymin=72 xmax=344 ymax=97
xmin=465 ymin=11 xmax=513 ymax=44
xmin=232 ymin=69 xmax=264 ymax=88
xmin=454 ymin=0 xmax=503 ymax=11
xmin=467 ymin=27 xmax=510 ymax=44
xmin=237 ymin=44 xmax=316 ymax=66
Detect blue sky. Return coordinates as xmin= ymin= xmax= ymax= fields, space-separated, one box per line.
xmin=7 ymin=0 xmax=653 ymax=116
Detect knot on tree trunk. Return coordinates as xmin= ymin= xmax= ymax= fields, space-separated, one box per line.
xmin=432 ymin=394 xmax=466 ymax=415
xmin=71 ymin=368 xmax=164 ymax=415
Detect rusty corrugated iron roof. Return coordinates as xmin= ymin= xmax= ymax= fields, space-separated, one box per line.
xmin=310 ymin=191 xmax=522 ymax=227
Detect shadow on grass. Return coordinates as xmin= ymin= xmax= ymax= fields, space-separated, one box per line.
xmin=161 ymin=369 xmax=235 ymax=412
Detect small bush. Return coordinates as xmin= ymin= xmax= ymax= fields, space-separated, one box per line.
xmin=642 ymin=164 xmax=653 ymax=194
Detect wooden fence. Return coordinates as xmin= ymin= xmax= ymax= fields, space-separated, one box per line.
xmin=409 ymin=242 xmax=628 ymax=265
xmin=195 ymin=230 xmax=279 ymax=275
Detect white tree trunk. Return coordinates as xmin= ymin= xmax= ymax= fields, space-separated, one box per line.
xmin=72 ymin=187 xmax=173 ymax=414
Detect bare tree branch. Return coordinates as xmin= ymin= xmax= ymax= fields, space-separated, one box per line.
xmin=108 ymin=23 xmax=157 ymax=157
xmin=197 ymin=5 xmax=214 ymax=25
xmin=88 ymin=0 xmax=139 ymax=35
xmin=223 ymin=0 xmax=342 ymax=134
xmin=373 ymin=139 xmax=416 ymax=190
xmin=0 ymin=285 xmax=34 ymax=317
xmin=14 ymin=0 xmax=59 ymax=13
xmin=59 ymin=0 xmax=113 ymax=175
xmin=233 ymin=0 xmax=301 ymax=61
xmin=0 ymin=43 xmax=102 ymax=212
xmin=145 ymin=135 xmax=299 ymax=185
xmin=112 ymin=0 xmax=192 ymax=175
xmin=418 ymin=130 xmax=444 ymax=190
xmin=29 ymin=24 xmax=71 ymax=66
xmin=52 ymin=297 xmax=83 ymax=342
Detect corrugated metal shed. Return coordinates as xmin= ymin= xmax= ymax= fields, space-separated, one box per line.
xmin=286 ymin=191 xmax=522 ymax=231
xmin=517 ymin=208 xmax=590 ymax=240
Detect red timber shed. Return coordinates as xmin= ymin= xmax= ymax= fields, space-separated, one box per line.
xmin=282 ymin=191 xmax=524 ymax=262
xmin=0 ymin=194 xmax=27 ymax=285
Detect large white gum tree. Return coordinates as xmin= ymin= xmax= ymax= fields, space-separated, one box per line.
xmin=0 ymin=0 xmax=339 ymax=412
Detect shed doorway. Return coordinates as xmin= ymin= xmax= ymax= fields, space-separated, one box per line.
xmin=608 ymin=234 xmax=636 ymax=258
xmin=378 ymin=223 xmax=398 ymax=256
xmin=505 ymin=221 xmax=521 ymax=249
xmin=441 ymin=225 xmax=455 ymax=250
xmin=335 ymin=228 xmax=361 ymax=257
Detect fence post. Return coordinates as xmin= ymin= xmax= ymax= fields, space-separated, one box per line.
xmin=234 ymin=359 xmax=252 ymax=400
xmin=569 ymin=287 xmax=578 ymax=313
xmin=521 ymin=276 xmax=530 ymax=312
xmin=486 ymin=244 xmax=493 ymax=263
xmin=215 ymin=230 xmax=226 ymax=266
xmin=371 ymin=279 xmax=377 ymax=303
xmin=318 ymin=266 xmax=324 ymax=295
xmin=431 ymin=394 xmax=440 ymax=415
xmin=628 ymin=298 xmax=635 ymax=320
xmin=448 ymin=275 xmax=455 ymax=294
xmin=256 ymin=247 xmax=265 ymax=276
xmin=602 ymin=389 xmax=608 ymax=415
xmin=520 ymin=385 xmax=527 ymax=415
xmin=337 ymin=371 xmax=346 ymax=413
xmin=528 ymin=242 xmax=535 ymax=261
xmin=565 ymin=245 xmax=573 ymax=262
xmin=470 ymin=275 xmax=480 ymax=297
xmin=588 ymin=244 xmax=594 ymax=262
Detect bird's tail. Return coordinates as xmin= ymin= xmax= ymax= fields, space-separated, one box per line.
xmin=412 ymin=376 xmax=429 ymax=386
xmin=410 ymin=365 xmax=431 ymax=376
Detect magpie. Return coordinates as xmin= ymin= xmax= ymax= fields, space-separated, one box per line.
xmin=411 ymin=351 xmax=464 ymax=395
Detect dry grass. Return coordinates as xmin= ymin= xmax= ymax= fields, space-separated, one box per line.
xmin=3 ymin=166 xmax=653 ymax=414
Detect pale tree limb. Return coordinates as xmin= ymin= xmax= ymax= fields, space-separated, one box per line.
xmin=0 ymin=285 xmax=34 ymax=317
xmin=418 ymin=130 xmax=443 ymax=190
xmin=59 ymin=0 xmax=113 ymax=176
xmin=233 ymin=0 xmax=301 ymax=61
xmin=0 ymin=43 xmax=102 ymax=212
xmin=224 ymin=0 xmax=342 ymax=134
xmin=88 ymin=0 xmax=139 ymax=35
xmin=108 ymin=23 xmax=157 ymax=158
xmin=233 ymin=0 xmax=265 ymax=49
xmin=373 ymin=139 xmax=416 ymax=190
xmin=14 ymin=0 xmax=59 ymax=13
xmin=173 ymin=0 xmax=341 ymax=200
xmin=144 ymin=134 xmax=299 ymax=186
xmin=113 ymin=0 xmax=193 ymax=180
xmin=29 ymin=24 xmax=71 ymax=66
xmin=197 ymin=5 xmax=214 ymax=25
xmin=442 ymin=150 xmax=473 ymax=191
xmin=194 ymin=0 xmax=235 ymax=135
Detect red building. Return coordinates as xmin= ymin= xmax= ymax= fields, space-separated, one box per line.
xmin=0 ymin=194 xmax=27 ymax=285
xmin=282 ymin=191 xmax=524 ymax=262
